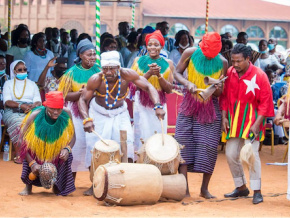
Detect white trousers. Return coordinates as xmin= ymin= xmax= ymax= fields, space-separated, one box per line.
xmin=226 ymin=137 xmax=261 ymax=190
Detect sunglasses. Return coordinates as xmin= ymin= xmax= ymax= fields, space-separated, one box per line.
xmin=16 ymin=68 xmax=27 ymax=72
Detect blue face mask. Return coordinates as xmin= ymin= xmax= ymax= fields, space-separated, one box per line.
xmin=259 ymin=50 xmax=267 ymax=54
xmin=163 ymin=34 xmax=168 ymax=38
xmin=16 ymin=73 xmax=28 ymax=80
xmin=0 ymin=70 xmax=5 ymax=75
xmin=268 ymin=44 xmax=275 ymax=51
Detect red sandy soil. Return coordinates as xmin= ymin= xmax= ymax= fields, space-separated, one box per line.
xmin=0 ymin=144 xmax=289 ymax=217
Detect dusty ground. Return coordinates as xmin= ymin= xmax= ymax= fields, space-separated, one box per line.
xmin=0 ymin=144 xmax=289 ymax=217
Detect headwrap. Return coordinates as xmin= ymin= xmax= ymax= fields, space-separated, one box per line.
xmin=145 ymin=30 xmax=165 ymax=48
xmin=74 ymin=38 xmax=95 ymax=64
xmin=43 ymin=91 xmax=64 ymax=109
xmin=101 ymin=51 xmax=121 ymax=67
xmin=199 ymin=32 xmax=222 ymax=58
xmin=142 ymin=26 xmax=155 ymax=35
xmin=10 ymin=60 xmax=25 ymax=80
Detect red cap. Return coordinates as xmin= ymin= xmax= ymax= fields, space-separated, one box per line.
xmin=199 ymin=32 xmax=222 ymax=58
xmin=145 ymin=30 xmax=165 ymax=48
xmin=43 ymin=91 xmax=64 ymax=109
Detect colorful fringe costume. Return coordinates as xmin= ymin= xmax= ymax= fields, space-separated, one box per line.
xmin=175 ymin=47 xmax=223 ymax=174
xmin=179 ymin=48 xmax=223 ymax=124
xmin=20 ymin=106 xmax=76 ymax=196
xmin=58 ymin=63 xmax=100 ymax=118
xmin=131 ymin=55 xmax=171 ymax=154
xmin=58 ymin=63 xmax=100 ymax=172
xmin=131 ymin=55 xmax=172 ymax=107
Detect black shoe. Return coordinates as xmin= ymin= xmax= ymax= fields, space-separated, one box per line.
xmin=224 ymin=188 xmax=250 ymax=198
xmin=252 ymin=192 xmax=263 ymax=204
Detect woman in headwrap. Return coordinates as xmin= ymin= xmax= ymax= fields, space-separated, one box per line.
xmin=173 ymin=32 xmax=228 ymax=199
xmin=131 ymin=30 xmax=174 ymax=153
xmin=2 ymin=60 xmax=42 ymax=163
xmin=58 ymin=39 xmax=100 ymax=192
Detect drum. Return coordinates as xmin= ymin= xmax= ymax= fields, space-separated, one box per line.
xmin=93 ymin=162 xmax=163 ymax=206
xmin=137 ymin=133 xmax=184 ymax=175
xmin=90 ymin=140 xmax=121 ymax=182
xmin=160 ymin=174 xmax=186 ymax=201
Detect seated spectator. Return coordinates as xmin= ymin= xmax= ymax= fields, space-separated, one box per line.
xmin=38 ymin=57 xmax=67 ymax=95
xmin=6 ymin=26 xmax=31 ymax=75
xmin=23 ymin=32 xmax=54 ymax=82
xmin=0 ymin=55 xmax=9 ymax=138
xmin=258 ymin=39 xmax=284 ymax=74
xmin=2 ymin=60 xmax=41 ymax=163
xmin=120 ymin=31 xmax=138 ymax=67
xmin=101 ymin=38 xmax=124 ymax=67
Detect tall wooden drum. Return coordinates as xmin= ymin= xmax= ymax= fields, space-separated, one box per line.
xmin=90 ymin=140 xmax=121 ymax=182
xmin=137 ymin=133 xmax=183 ymax=175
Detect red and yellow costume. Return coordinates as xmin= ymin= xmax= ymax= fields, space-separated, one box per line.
xmin=220 ymin=63 xmax=274 ymax=141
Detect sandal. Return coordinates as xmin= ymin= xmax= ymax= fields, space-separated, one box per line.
xmin=13 ymin=156 xmax=22 ymax=164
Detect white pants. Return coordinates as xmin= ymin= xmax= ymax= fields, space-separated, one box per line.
xmin=226 ymin=137 xmax=261 ymax=190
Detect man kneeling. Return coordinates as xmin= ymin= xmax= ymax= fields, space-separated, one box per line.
xmin=19 ymin=91 xmax=76 ymax=196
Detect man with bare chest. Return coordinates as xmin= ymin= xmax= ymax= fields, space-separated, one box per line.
xmin=78 ymin=51 xmax=165 ymax=195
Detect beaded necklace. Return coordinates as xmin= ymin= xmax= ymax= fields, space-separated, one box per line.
xmin=104 ymin=71 xmax=121 ymax=109
xmin=13 ymin=78 xmax=27 ymax=100
xmin=35 ymin=49 xmax=47 ymax=59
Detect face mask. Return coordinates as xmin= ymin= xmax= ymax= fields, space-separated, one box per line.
xmin=259 ymin=50 xmax=267 ymax=54
xmin=16 ymin=73 xmax=28 ymax=80
xmin=0 ymin=69 xmax=5 ymax=75
xmin=163 ymin=34 xmax=168 ymax=38
xmin=55 ymin=70 xmax=65 ymax=78
xmin=179 ymin=43 xmax=190 ymax=50
xmin=19 ymin=38 xmax=28 ymax=44
xmin=268 ymin=44 xmax=275 ymax=51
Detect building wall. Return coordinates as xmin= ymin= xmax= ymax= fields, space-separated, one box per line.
xmin=0 ymin=0 xmax=289 ymax=47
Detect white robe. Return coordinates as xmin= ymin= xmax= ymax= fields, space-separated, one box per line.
xmin=133 ymin=91 xmax=167 ymax=156
xmin=68 ymin=102 xmax=87 ymax=172
xmin=85 ymin=99 xmax=134 ymax=168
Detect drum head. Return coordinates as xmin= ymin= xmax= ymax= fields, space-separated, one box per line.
xmin=94 ymin=140 xmax=120 ymax=153
xmin=145 ymin=134 xmax=179 ymax=163
xmin=93 ymin=166 xmax=108 ymax=201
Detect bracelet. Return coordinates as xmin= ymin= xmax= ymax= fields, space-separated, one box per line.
xmin=30 ymin=162 xmax=37 ymax=169
xmin=29 ymin=160 xmax=36 ymax=167
xmin=64 ymin=146 xmax=72 ymax=153
xmin=18 ymin=103 xmax=23 ymax=110
xmin=153 ymin=104 xmax=163 ymax=110
xmin=83 ymin=117 xmax=93 ymax=125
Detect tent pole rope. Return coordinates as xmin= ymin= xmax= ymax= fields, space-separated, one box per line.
xmin=205 ymin=0 xmax=209 ymax=34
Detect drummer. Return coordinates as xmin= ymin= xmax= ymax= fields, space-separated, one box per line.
xmin=78 ymin=50 xmax=166 ymax=196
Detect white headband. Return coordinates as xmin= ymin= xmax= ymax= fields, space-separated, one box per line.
xmin=101 ymin=51 xmax=121 ymax=67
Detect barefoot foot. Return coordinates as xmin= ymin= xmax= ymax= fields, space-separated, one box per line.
xmin=200 ymin=190 xmax=216 ymax=199
xmin=19 ymin=185 xmax=32 ymax=196
xmin=83 ymin=185 xmax=93 ymax=196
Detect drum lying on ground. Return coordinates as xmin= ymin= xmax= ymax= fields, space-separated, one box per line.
xmin=93 ymin=162 xmax=163 ymax=206
xmin=160 ymin=174 xmax=186 ymax=201
xmin=137 ymin=133 xmax=183 ymax=175
xmin=90 ymin=139 xmax=121 ymax=182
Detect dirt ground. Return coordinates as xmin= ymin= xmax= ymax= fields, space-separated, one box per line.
xmin=0 ymin=144 xmax=289 ymax=217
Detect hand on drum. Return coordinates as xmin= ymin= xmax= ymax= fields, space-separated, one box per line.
xmin=83 ymin=120 xmax=95 ymax=133
xmin=59 ymin=148 xmax=69 ymax=161
xmin=31 ymin=163 xmax=41 ymax=176
xmin=186 ymin=82 xmax=197 ymax=94
xmin=155 ymin=108 xmax=165 ymax=120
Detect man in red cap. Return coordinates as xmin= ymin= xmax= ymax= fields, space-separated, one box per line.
xmin=18 ymin=91 xmax=76 ymax=196
xmin=174 ymin=32 xmax=228 ymax=199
